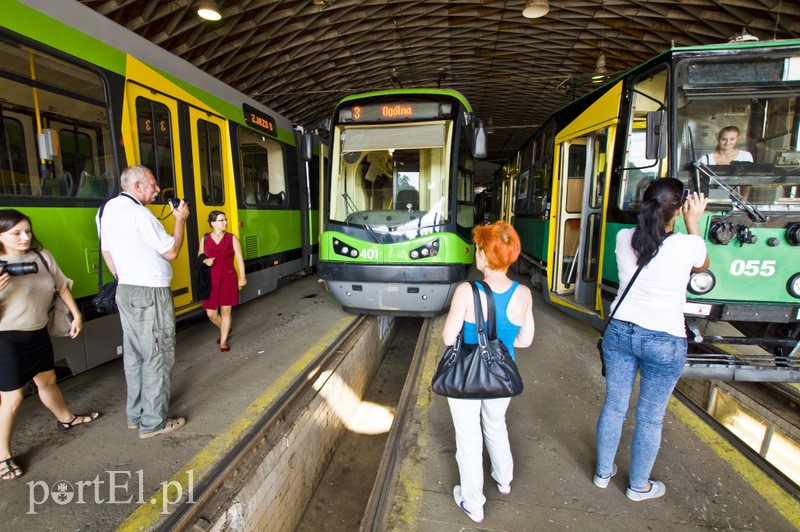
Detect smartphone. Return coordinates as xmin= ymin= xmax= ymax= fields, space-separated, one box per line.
xmin=682 ymin=189 xmax=691 ymax=202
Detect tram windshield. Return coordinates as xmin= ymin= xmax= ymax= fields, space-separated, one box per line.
xmin=328 ymin=122 xmax=452 ymax=232
xmin=676 ymin=50 xmax=800 ymax=209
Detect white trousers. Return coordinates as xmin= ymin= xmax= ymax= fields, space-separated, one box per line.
xmin=447 ymin=397 xmax=513 ymax=514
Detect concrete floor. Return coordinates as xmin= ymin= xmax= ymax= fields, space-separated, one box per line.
xmin=386 ymin=271 xmax=800 ymax=531
xmin=0 ymin=274 xmax=351 ymax=530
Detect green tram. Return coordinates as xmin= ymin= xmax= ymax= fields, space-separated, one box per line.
xmin=1 ymin=0 xmax=320 ymax=375
xmin=311 ymin=89 xmax=487 ymax=317
xmin=495 ymin=39 xmax=800 ymax=381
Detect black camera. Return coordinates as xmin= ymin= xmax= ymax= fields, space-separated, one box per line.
xmin=168 ymin=198 xmax=184 ymax=208
xmin=0 ymin=260 xmax=38 ymax=276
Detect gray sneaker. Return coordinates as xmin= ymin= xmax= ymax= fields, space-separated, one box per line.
xmin=626 ymin=480 xmax=666 ymax=501
xmin=139 ymin=417 xmax=186 ymax=439
xmin=593 ymin=463 xmax=617 ymax=488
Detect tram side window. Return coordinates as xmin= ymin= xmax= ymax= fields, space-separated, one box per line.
xmin=0 ymin=117 xmax=30 ymax=195
xmin=515 ymin=141 xmax=534 ymax=214
xmin=619 ymin=67 xmax=668 ymax=210
xmin=136 ymin=98 xmax=176 ymax=202
xmin=0 ymin=40 xmax=113 ymax=198
xmin=238 ymin=126 xmax=287 ymax=207
xmin=197 ymin=119 xmax=224 ymax=206
xmin=457 ymin=134 xmax=474 ymax=232
xmin=529 ymin=124 xmax=555 ymax=216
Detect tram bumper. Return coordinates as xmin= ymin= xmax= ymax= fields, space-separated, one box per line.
xmin=318 ymin=263 xmax=468 ymax=317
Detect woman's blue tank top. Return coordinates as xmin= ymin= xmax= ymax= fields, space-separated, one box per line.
xmin=463 ymin=281 xmax=521 ymax=360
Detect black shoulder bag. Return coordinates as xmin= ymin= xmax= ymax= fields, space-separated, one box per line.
xmin=597 ymin=233 xmax=673 ymax=376
xmin=195 ymin=234 xmax=212 ymax=301
xmin=431 ymin=281 xmax=524 ymax=398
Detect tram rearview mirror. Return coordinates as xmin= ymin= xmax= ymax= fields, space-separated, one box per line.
xmin=300 ymin=132 xmax=313 ymax=162
xmin=473 ymin=121 xmax=488 ymax=159
xmin=645 ymin=110 xmax=667 ymax=160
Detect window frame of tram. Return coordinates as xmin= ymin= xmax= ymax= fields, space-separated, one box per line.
xmin=197 ymin=118 xmax=224 ymax=206
xmin=515 ymin=141 xmax=534 ymax=216
xmin=528 ymin=124 xmax=555 ymax=218
xmin=0 ymin=39 xmax=113 ymax=198
xmin=237 ymin=125 xmax=289 ymax=209
xmin=136 ymin=97 xmax=177 ymax=203
xmin=581 ymin=130 xmax=608 ymax=284
xmin=619 ymin=66 xmax=670 ymax=210
xmin=456 ymin=132 xmax=474 ymax=234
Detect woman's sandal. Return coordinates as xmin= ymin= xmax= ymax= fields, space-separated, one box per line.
xmin=0 ymin=458 xmax=22 ymax=481
xmin=57 ymin=412 xmax=101 ymax=431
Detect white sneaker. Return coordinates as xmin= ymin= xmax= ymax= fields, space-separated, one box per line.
xmin=593 ymin=463 xmax=617 ymax=488
xmin=497 ymin=483 xmax=511 ymax=495
xmin=626 ymin=480 xmax=666 ymax=501
xmin=453 ymin=485 xmax=483 ymax=523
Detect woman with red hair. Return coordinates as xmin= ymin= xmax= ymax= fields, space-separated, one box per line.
xmin=441 ymin=221 xmax=535 ymax=523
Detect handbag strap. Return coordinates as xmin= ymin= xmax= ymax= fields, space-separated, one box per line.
xmin=469 ymin=281 xmax=501 ymax=347
xmin=602 ymin=232 xmax=674 ymax=334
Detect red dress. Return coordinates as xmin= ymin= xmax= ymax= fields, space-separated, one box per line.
xmin=202 ymin=232 xmax=239 ymax=309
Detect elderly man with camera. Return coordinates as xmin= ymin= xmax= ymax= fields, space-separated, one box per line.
xmin=98 ymin=165 xmax=189 ymax=439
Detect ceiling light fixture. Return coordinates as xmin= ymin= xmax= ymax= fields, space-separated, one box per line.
xmin=197 ymin=0 xmax=221 ymax=21
xmin=592 ymin=52 xmax=608 ymax=82
xmin=522 ymin=0 xmax=549 ymax=19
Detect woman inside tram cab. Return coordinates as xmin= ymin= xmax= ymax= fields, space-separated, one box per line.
xmin=698 ymin=126 xmax=753 ymax=165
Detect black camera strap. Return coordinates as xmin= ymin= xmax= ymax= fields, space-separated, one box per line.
xmin=96 ymin=194 xmax=138 ymax=290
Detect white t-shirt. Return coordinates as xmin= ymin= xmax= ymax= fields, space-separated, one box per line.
xmin=611 ymin=228 xmax=707 ymax=337
xmin=698 ymin=150 xmax=753 ymax=165
xmin=98 ymin=193 xmax=175 ymax=287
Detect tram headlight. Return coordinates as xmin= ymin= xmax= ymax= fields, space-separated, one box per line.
xmin=332 ymin=238 xmax=359 ymax=259
xmin=688 ymin=271 xmax=715 ymax=295
xmin=409 ymin=239 xmax=440 ymax=260
xmin=708 ymin=221 xmax=737 ymax=245
xmin=786 ymin=223 xmax=800 ymax=246
xmin=788 ymin=273 xmax=800 ymax=299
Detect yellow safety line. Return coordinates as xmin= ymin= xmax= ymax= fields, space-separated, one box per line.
xmin=668 ymin=397 xmax=800 ymax=527
xmin=117 ymin=316 xmax=354 ymax=531
xmin=387 ymin=317 xmax=445 ymax=531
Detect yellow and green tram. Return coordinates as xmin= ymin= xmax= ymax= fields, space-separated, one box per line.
xmin=1 ymin=0 xmax=319 ymax=375
xmin=312 ymin=89 xmax=487 ymax=317
xmin=496 ymin=39 xmax=800 ymax=381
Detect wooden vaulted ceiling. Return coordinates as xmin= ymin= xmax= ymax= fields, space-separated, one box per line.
xmin=80 ymin=0 xmax=800 ymax=182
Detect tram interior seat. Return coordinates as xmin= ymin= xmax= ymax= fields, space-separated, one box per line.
xmin=266 ymin=191 xmax=285 ymax=205
xmin=40 ymin=172 xmax=73 ymax=197
xmin=77 ymin=171 xmax=114 ymax=197
xmin=395 ymin=189 xmax=419 ymax=210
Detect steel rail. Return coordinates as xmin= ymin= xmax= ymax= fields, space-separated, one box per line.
xmin=156 ymin=315 xmax=367 ymax=531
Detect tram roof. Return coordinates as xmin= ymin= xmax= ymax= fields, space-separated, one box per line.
xmin=45 ymin=1 xmax=800 ymax=184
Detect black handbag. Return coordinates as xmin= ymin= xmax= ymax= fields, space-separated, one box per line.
xmin=93 ymin=200 xmax=118 ymax=315
xmin=598 ymin=233 xmax=673 ymax=375
xmin=195 ymin=234 xmax=212 ymax=301
xmin=431 ymin=281 xmax=524 ymax=399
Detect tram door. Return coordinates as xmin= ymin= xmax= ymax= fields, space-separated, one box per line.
xmin=188 ymin=107 xmax=233 ymax=272
xmin=553 ymin=130 xmax=606 ymax=309
xmin=125 ymin=83 xmax=193 ymax=310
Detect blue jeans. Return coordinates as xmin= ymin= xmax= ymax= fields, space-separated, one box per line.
xmin=117 ymin=285 xmax=176 ymax=435
xmin=595 ymin=319 xmax=686 ymax=490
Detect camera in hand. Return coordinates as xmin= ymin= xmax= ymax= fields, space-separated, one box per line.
xmin=168 ymin=198 xmax=184 ymax=208
xmin=0 ymin=260 xmax=38 ymax=276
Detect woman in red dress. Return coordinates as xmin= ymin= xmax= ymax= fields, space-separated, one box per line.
xmin=198 ymin=211 xmax=246 ymax=351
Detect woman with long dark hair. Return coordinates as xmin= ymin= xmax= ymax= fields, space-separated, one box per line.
xmin=0 ymin=209 xmax=99 ymax=481
xmin=594 ymin=178 xmax=708 ymax=501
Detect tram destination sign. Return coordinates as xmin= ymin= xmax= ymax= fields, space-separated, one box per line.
xmin=243 ymin=104 xmax=277 ymax=137
xmin=338 ymin=101 xmax=450 ymax=123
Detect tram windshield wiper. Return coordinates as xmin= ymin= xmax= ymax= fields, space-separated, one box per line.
xmin=342 ymin=192 xmax=379 ymax=243
xmin=692 ymin=162 xmax=767 ymax=222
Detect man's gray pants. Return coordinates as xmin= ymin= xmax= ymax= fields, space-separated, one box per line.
xmin=116 ymin=284 xmax=176 ymax=436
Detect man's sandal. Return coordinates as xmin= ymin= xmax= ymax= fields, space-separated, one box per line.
xmin=57 ymin=412 xmax=101 ymax=431
xmin=0 ymin=458 xmax=22 ymax=481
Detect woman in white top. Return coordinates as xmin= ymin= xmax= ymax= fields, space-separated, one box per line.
xmin=698 ymin=126 xmax=753 ymax=165
xmin=593 ymin=178 xmax=709 ymax=501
